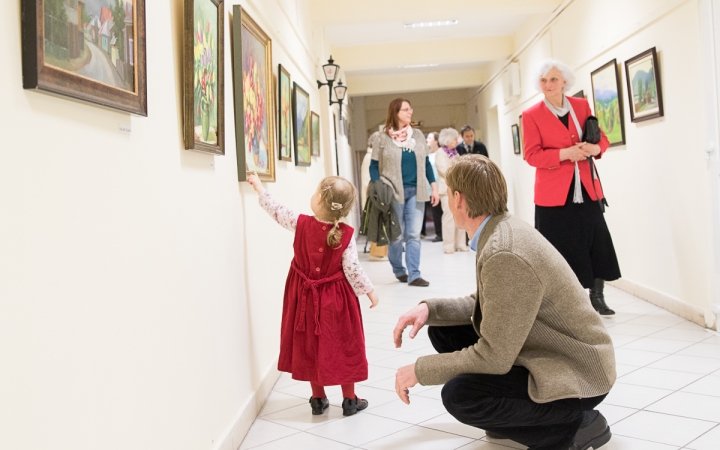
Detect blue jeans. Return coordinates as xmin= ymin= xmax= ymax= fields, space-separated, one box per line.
xmin=389 ymin=186 xmax=425 ymax=283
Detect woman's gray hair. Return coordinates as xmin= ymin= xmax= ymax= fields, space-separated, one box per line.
xmin=438 ymin=128 xmax=459 ymax=147
xmin=534 ymin=58 xmax=575 ymax=93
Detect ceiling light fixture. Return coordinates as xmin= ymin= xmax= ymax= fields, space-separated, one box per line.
xmin=403 ymin=20 xmax=458 ymax=29
xmin=403 ymin=63 xmax=439 ymax=69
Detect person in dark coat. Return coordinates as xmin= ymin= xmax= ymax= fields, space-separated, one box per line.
xmin=457 ymin=125 xmax=489 ymax=157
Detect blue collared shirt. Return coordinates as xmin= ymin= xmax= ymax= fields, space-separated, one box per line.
xmin=469 ymin=216 xmax=492 ymax=252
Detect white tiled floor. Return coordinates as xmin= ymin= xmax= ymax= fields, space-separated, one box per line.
xmin=240 ymin=237 xmax=720 ymax=450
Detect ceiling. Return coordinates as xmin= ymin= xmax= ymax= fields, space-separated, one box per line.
xmin=309 ymin=0 xmax=565 ymax=96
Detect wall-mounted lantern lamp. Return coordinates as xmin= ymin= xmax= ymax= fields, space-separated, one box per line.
xmin=317 ymin=56 xmax=347 ymax=117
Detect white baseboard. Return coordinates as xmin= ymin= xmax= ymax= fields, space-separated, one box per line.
xmin=214 ymin=360 xmax=281 ymax=450
xmin=608 ymin=279 xmax=717 ymax=330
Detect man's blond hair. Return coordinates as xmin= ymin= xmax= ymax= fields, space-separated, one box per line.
xmin=445 ymin=155 xmax=508 ymax=218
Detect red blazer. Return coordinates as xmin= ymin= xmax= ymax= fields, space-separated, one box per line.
xmin=522 ymin=97 xmax=609 ymax=206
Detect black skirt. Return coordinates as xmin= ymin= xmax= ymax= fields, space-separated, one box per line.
xmin=535 ymin=178 xmax=621 ymax=289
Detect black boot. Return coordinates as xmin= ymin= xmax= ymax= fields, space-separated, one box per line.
xmin=589 ymin=279 xmax=615 ymax=316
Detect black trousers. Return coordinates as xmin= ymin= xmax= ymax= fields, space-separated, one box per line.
xmin=429 ymin=325 xmax=606 ymax=450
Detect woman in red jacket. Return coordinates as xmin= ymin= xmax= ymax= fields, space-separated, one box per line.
xmin=522 ymin=59 xmax=620 ymax=315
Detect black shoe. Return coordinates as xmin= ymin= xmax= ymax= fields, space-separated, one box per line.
xmin=408 ymin=277 xmax=430 ymax=287
xmin=432 ymin=236 xmax=443 ymax=242
xmin=569 ymin=411 xmax=612 ymax=450
xmin=484 ymin=431 xmax=507 ymax=440
xmin=341 ymin=396 xmax=368 ymax=416
xmin=396 ymin=274 xmax=408 ymax=283
xmin=309 ymin=397 xmax=329 ymax=415
xmin=589 ymin=279 xmax=615 ymax=316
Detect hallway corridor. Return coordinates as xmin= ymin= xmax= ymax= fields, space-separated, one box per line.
xmin=240 ymin=238 xmax=720 ymax=450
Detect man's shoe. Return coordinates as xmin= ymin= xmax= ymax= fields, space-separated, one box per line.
xmin=484 ymin=431 xmax=507 ymax=440
xmin=341 ymin=396 xmax=368 ymax=416
xmin=409 ymin=277 xmax=430 ymax=287
xmin=569 ymin=411 xmax=611 ymax=450
xmin=309 ymin=397 xmax=329 ymax=415
xmin=396 ymin=275 xmax=408 ymax=282
xmin=432 ymin=236 xmax=443 ymax=242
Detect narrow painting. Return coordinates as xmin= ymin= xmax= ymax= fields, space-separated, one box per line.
xmin=293 ymin=83 xmax=311 ymax=167
xmin=231 ymin=6 xmax=275 ymax=181
xmin=184 ymin=0 xmax=224 ymax=154
xmin=311 ymin=112 xmax=320 ymax=157
xmin=278 ymin=64 xmax=292 ymax=162
xmin=511 ymin=124 xmax=520 ymax=155
xmin=591 ymin=59 xmax=626 ymax=147
xmin=625 ymin=47 xmax=664 ymax=122
xmin=21 ymin=0 xmax=148 ymax=115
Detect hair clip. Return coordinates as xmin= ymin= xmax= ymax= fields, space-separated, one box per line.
xmin=331 ymin=202 xmax=343 ymax=211
xmin=323 ymin=185 xmax=333 ymax=191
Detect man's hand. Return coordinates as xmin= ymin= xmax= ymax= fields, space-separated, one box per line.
xmin=393 ymin=303 xmax=429 ymax=348
xmin=395 ymin=363 xmax=419 ymax=404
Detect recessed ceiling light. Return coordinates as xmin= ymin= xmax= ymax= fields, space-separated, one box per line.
xmin=403 ymin=63 xmax=439 ymax=69
xmin=403 ymin=20 xmax=458 ymax=29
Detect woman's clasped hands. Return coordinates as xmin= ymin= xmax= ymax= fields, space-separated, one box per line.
xmin=560 ymin=142 xmax=601 ymax=162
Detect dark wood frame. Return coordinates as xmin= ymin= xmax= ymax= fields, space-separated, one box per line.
xmin=624 ymin=47 xmax=664 ymax=123
xmin=590 ymin=59 xmax=626 ymax=147
xmin=21 ymin=0 xmax=148 ymax=115
xmin=511 ymin=124 xmax=521 ymax=155
xmin=310 ymin=112 xmax=320 ymax=156
xmin=277 ymin=64 xmax=293 ymax=162
xmin=292 ymin=82 xmax=311 ymax=167
xmin=518 ymin=114 xmax=525 ymax=160
xmin=231 ymin=6 xmax=275 ymax=180
xmin=184 ymin=0 xmax=224 ymax=154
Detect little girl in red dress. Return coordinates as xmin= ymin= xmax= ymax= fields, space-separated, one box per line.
xmin=247 ymin=172 xmax=378 ymax=416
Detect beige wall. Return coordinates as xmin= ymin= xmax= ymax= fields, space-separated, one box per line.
xmin=468 ymin=0 xmax=715 ymax=326
xmin=0 ymin=0 xmax=351 ymax=449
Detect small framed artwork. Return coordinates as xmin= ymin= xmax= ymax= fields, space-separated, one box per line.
xmin=21 ymin=0 xmax=148 ymax=115
xmin=572 ymin=90 xmax=585 ymax=99
xmin=518 ymin=114 xmax=525 ymax=159
xmin=511 ymin=124 xmax=521 ymax=155
xmin=625 ymin=47 xmax=664 ymax=122
xmin=311 ymin=112 xmax=320 ymax=157
xmin=184 ymin=0 xmax=224 ymax=155
xmin=292 ymin=83 xmax=311 ymax=167
xmin=278 ymin=64 xmax=292 ymax=162
xmin=591 ymin=59 xmax=626 ymax=147
xmin=231 ymin=6 xmax=275 ymax=181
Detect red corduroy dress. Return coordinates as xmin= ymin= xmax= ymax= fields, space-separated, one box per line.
xmin=278 ymin=215 xmax=368 ymax=386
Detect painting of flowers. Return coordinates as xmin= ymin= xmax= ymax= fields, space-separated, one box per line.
xmin=21 ymin=0 xmax=148 ymax=115
xmin=591 ymin=59 xmax=625 ymax=147
xmin=278 ymin=65 xmax=292 ymax=162
xmin=184 ymin=0 xmax=224 ymax=154
xmin=293 ymin=83 xmax=311 ymax=167
xmin=231 ymin=6 xmax=275 ymax=181
xmin=311 ymin=112 xmax=320 ymax=157
xmin=625 ymin=47 xmax=664 ymax=122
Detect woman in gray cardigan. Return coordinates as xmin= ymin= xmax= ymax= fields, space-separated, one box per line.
xmin=370 ymin=99 xmax=440 ymax=286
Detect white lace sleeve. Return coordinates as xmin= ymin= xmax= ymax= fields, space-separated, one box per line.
xmin=342 ymin=238 xmax=374 ymax=296
xmin=259 ymin=192 xmax=298 ymax=231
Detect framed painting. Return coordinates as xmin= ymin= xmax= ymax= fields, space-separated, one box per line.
xmin=292 ymin=82 xmax=311 ymax=167
xmin=21 ymin=0 xmax=148 ymax=115
xmin=511 ymin=124 xmax=521 ymax=155
xmin=184 ymin=0 xmax=224 ymax=155
xmin=625 ymin=47 xmax=664 ymax=122
xmin=278 ymin=64 xmax=292 ymax=162
xmin=310 ymin=112 xmax=320 ymax=157
xmin=591 ymin=59 xmax=626 ymax=147
xmin=231 ymin=6 xmax=275 ymax=181
xmin=518 ymin=114 xmax=525 ymax=159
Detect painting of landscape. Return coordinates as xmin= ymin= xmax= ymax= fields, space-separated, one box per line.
xmin=591 ymin=59 xmax=625 ymax=147
xmin=293 ymin=82 xmax=310 ymax=167
xmin=625 ymin=47 xmax=664 ymax=122
xmin=43 ymin=0 xmax=136 ymax=92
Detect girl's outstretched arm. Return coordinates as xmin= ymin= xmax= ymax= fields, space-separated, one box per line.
xmin=247 ymin=172 xmax=298 ymax=231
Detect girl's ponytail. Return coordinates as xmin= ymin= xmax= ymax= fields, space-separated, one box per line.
xmin=327 ymin=219 xmax=342 ymax=249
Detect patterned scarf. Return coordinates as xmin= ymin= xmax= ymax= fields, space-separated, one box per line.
xmin=442 ymin=146 xmax=459 ymax=158
xmin=388 ymin=125 xmax=416 ymax=150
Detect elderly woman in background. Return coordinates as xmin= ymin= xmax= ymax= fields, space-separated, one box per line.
xmin=425 ymin=132 xmax=444 ymax=242
xmin=435 ymin=128 xmax=469 ymax=254
xmin=522 ymin=58 xmax=621 ymax=315
xmin=370 ymin=99 xmax=440 ymax=287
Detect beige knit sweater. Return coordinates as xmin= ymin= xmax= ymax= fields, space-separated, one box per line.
xmin=371 ymin=129 xmax=430 ymax=204
xmin=414 ymin=213 xmax=616 ymax=403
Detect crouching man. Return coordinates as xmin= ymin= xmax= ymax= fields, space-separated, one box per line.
xmin=393 ymin=155 xmax=616 ymax=450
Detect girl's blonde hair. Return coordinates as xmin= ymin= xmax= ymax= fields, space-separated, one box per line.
xmin=318 ymin=176 xmax=357 ymax=249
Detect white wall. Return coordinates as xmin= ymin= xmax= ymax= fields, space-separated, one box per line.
xmin=468 ymin=0 xmax=716 ymax=326
xmin=0 ymin=0 xmax=348 ymax=449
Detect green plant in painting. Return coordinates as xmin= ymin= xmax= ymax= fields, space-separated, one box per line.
xmin=111 ymin=0 xmax=126 ymax=61
xmin=194 ymin=19 xmax=216 ymax=142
